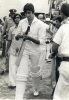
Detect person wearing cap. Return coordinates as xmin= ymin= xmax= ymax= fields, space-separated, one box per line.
xmin=3 ymin=9 xmax=17 ymax=37
xmin=38 ymin=14 xmax=44 ymax=22
xmin=7 ymin=13 xmax=21 ymax=89
xmin=2 ymin=9 xmax=17 ymax=72
xmin=15 ymin=3 xmax=47 ymax=100
xmin=51 ymin=3 xmax=69 ymax=100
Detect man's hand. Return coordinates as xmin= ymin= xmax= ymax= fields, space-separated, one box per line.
xmin=49 ymin=52 xmax=56 ymax=59
xmin=15 ymin=35 xmax=23 ymax=40
xmin=49 ymin=53 xmax=53 ymax=59
xmin=3 ymin=34 xmax=8 ymax=40
xmin=23 ymin=35 xmax=29 ymax=41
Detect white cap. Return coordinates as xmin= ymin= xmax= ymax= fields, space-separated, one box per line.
xmin=46 ymin=18 xmax=50 ymax=21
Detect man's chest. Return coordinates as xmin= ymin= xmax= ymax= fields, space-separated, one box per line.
xmin=21 ymin=23 xmax=39 ymax=37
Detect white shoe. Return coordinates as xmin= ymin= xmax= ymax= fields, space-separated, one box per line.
xmin=33 ymin=90 xmax=39 ymax=96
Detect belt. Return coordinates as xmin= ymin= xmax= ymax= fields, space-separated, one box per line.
xmin=59 ymin=57 xmax=69 ymax=61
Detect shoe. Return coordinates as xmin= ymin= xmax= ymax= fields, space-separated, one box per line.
xmin=33 ymin=90 xmax=39 ymax=96
xmin=0 ymin=70 xmax=5 ymax=75
xmin=46 ymin=59 xmax=51 ymax=62
xmin=8 ymin=86 xmax=16 ymax=89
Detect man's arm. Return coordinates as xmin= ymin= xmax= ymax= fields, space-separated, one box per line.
xmin=52 ymin=42 xmax=59 ymax=53
xmin=2 ymin=19 xmax=7 ymax=36
xmin=15 ymin=35 xmax=40 ymax=44
xmin=6 ymin=28 xmax=12 ymax=53
xmin=51 ymin=42 xmax=59 ymax=57
xmin=24 ymin=36 xmax=40 ymax=44
xmin=50 ymin=25 xmax=63 ymax=58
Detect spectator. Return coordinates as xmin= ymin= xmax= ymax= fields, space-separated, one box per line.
xmin=38 ymin=14 xmax=44 ymax=21
xmin=2 ymin=9 xmax=17 ymax=72
xmin=52 ymin=3 xmax=69 ymax=100
xmin=7 ymin=13 xmax=21 ymax=89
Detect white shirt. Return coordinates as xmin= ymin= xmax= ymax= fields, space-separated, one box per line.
xmin=53 ymin=22 xmax=69 ymax=57
xmin=8 ymin=25 xmax=22 ymax=55
xmin=16 ymin=16 xmax=47 ymax=53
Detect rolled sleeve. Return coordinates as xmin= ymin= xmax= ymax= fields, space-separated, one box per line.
xmin=38 ymin=25 xmax=46 ymax=45
xmin=53 ymin=25 xmax=63 ymax=45
xmin=8 ymin=28 xmax=12 ymax=41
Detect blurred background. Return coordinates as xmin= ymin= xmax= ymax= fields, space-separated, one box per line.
xmin=0 ymin=0 xmax=49 ymax=19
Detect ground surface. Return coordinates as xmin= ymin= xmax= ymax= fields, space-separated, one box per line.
xmin=0 ymin=51 xmax=54 ymax=100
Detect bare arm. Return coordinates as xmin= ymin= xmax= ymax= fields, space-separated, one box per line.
xmin=50 ymin=42 xmax=59 ymax=58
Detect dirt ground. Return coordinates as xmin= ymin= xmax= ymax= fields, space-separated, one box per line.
xmin=0 ymin=51 xmax=54 ymax=100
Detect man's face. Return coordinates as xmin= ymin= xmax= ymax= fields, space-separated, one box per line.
xmin=10 ymin=13 xmax=15 ymax=19
xmin=38 ymin=14 xmax=44 ymax=22
xmin=55 ymin=20 xmax=61 ymax=28
xmin=15 ymin=15 xmax=20 ymax=24
xmin=25 ymin=11 xmax=34 ymax=20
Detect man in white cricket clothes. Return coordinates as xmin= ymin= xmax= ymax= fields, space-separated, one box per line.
xmin=15 ymin=3 xmax=48 ymax=100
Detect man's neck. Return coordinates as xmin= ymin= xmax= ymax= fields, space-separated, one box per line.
xmin=15 ymin=23 xmax=18 ymax=27
xmin=28 ymin=15 xmax=34 ymax=25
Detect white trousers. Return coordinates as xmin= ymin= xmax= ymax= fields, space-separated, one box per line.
xmin=15 ymin=49 xmax=46 ymax=100
xmin=53 ymin=61 xmax=69 ymax=100
xmin=16 ymin=49 xmax=46 ymax=81
xmin=9 ymin=55 xmax=17 ymax=86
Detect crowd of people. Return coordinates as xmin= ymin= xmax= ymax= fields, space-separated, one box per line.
xmin=0 ymin=2 xmax=69 ymax=100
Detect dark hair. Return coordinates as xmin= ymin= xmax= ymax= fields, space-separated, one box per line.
xmin=13 ymin=13 xmax=22 ymax=20
xmin=3 ymin=16 xmax=7 ymax=21
xmin=61 ymin=3 xmax=69 ymax=17
xmin=56 ymin=16 xmax=62 ymax=22
xmin=0 ymin=19 xmax=2 ymax=24
xmin=23 ymin=3 xmax=34 ymax=13
xmin=52 ymin=16 xmax=62 ymax=22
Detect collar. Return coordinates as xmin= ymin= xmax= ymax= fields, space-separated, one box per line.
xmin=25 ymin=16 xmax=38 ymax=25
xmin=14 ymin=24 xmax=18 ymax=28
xmin=32 ymin=16 xmax=38 ymax=23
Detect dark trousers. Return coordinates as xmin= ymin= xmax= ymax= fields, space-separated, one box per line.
xmin=56 ymin=56 xmax=61 ymax=83
xmin=2 ymin=40 xmax=6 ymax=57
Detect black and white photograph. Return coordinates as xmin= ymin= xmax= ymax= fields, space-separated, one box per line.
xmin=0 ymin=0 xmax=69 ymax=100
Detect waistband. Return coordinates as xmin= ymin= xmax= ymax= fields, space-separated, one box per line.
xmin=58 ymin=57 xmax=69 ymax=62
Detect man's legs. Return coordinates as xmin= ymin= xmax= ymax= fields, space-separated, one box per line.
xmin=15 ymin=52 xmax=29 ymax=100
xmin=8 ymin=55 xmax=17 ymax=87
xmin=53 ymin=73 xmax=69 ymax=100
xmin=30 ymin=50 xmax=46 ymax=95
xmin=2 ymin=39 xmax=6 ymax=57
xmin=32 ymin=76 xmax=41 ymax=96
xmin=15 ymin=81 xmax=26 ymax=100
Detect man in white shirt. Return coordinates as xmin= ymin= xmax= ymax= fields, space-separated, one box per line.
xmin=15 ymin=3 xmax=48 ymax=100
xmin=51 ymin=3 xmax=69 ymax=100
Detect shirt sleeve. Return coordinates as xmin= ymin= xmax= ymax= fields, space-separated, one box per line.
xmin=8 ymin=27 xmax=12 ymax=41
xmin=38 ymin=24 xmax=46 ymax=45
xmin=15 ymin=21 xmax=22 ymax=36
xmin=46 ymin=24 xmax=49 ymax=30
xmin=53 ymin=25 xmax=63 ymax=45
